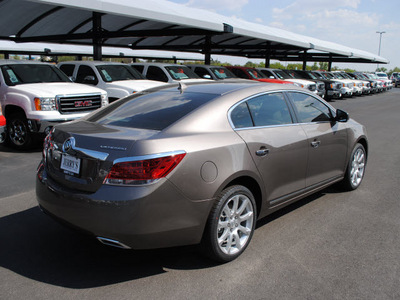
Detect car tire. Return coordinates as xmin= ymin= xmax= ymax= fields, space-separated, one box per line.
xmin=201 ymin=185 xmax=257 ymax=263
xmin=7 ymin=112 xmax=34 ymax=150
xmin=340 ymin=143 xmax=367 ymax=191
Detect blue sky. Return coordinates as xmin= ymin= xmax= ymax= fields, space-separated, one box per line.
xmin=168 ymin=0 xmax=399 ymax=71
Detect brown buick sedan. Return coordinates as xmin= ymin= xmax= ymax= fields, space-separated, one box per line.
xmin=36 ymin=82 xmax=367 ymax=262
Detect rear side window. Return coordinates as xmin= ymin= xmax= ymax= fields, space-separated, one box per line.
xmin=230 ymin=102 xmax=253 ymax=128
xmin=288 ymin=92 xmax=332 ymax=123
xmin=88 ymin=91 xmax=218 ymax=131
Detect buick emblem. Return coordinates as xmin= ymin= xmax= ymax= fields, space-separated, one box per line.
xmin=62 ymin=137 xmax=75 ymax=153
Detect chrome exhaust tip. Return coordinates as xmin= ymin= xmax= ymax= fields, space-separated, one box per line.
xmin=96 ymin=237 xmax=131 ymax=249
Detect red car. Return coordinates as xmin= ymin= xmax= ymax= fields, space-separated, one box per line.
xmin=0 ymin=110 xmax=6 ymax=144
xmin=226 ymin=66 xmax=294 ymax=85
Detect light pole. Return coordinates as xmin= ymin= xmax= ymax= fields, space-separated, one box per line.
xmin=376 ymin=31 xmax=385 ymax=70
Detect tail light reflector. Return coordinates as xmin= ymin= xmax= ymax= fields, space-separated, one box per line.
xmin=104 ymin=152 xmax=186 ymax=185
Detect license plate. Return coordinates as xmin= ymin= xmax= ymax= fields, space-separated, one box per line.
xmin=61 ymin=154 xmax=81 ymax=175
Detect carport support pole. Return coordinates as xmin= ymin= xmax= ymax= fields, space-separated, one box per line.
xmin=93 ymin=12 xmax=102 ymax=61
xmin=328 ymin=55 xmax=332 ymax=71
xmin=265 ymin=42 xmax=271 ymax=68
xmin=302 ymin=50 xmax=307 ymax=70
xmin=204 ymin=35 xmax=211 ymax=65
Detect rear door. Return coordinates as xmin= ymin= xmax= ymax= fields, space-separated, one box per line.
xmin=231 ymin=92 xmax=309 ymax=204
xmin=286 ymin=91 xmax=348 ymax=187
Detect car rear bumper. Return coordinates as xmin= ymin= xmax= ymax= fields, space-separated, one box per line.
xmin=36 ymin=166 xmax=213 ymax=250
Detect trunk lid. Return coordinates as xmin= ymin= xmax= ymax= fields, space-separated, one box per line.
xmin=44 ymin=120 xmax=159 ymax=192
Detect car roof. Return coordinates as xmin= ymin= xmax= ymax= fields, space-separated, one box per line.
xmin=154 ymin=81 xmax=302 ymax=96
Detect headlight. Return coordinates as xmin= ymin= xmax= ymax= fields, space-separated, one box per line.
xmin=101 ymin=93 xmax=109 ymax=106
xmin=34 ymin=97 xmax=56 ymax=111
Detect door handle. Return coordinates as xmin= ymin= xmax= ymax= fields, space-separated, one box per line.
xmin=311 ymin=140 xmax=321 ymax=148
xmin=256 ymin=148 xmax=269 ymax=156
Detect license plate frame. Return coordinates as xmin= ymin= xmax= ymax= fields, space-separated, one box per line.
xmin=60 ymin=154 xmax=81 ymax=175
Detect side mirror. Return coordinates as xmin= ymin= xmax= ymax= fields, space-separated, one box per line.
xmin=335 ymin=109 xmax=349 ymax=122
xmin=203 ymin=75 xmax=212 ymax=79
xmin=269 ymin=76 xmax=275 ymax=79
xmin=68 ymin=76 xmax=76 ymax=82
xmin=83 ymin=75 xmax=96 ymax=84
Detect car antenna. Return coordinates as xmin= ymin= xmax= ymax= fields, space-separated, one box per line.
xmin=178 ymin=82 xmax=187 ymax=94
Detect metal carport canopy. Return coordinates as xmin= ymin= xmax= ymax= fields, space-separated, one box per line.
xmin=0 ymin=0 xmax=388 ymax=66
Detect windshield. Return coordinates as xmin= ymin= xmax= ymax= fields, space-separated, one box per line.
xmin=246 ymin=69 xmax=265 ymax=79
xmin=303 ymin=71 xmax=318 ymax=79
xmin=1 ymin=64 xmax=70 ymax=85
xmin=165 ymin=66 xmax=200 ymax=80
xmin=210 ymin=67 xmax=236 ymax=79
xmin=322 ymin=72 xmax=335 ymax=79
xmin=274 ymin=70 xmax=292 ymax=79
xmin=96 ymin=65 xmax=145 ymax=82
xmin=375 ymin=73 xmax=387 ymax=78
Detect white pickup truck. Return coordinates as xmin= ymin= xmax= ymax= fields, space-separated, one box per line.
xmin=58 ymin=61 xmax=167 ymax=103
xmin=0 ymin=60 xmax=108 ymax=149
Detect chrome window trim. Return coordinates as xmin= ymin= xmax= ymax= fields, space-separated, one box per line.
xmin=228 ymin=90 xmax=293 ymax=130
xmin=229 ymin=90 xmax=336 ymax=131
xmin=113 ymin=150 xmax=186 ymax=164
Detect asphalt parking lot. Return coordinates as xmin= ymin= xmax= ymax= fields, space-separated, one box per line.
xmin=1 ymin=88 xmax=399 ymax=300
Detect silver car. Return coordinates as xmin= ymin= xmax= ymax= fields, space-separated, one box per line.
xmin=36 ymin=82 xmax=368 ymax=262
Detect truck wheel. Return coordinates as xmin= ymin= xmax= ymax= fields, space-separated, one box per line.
xmin=7 ymin=113 xmax=34 ymax=150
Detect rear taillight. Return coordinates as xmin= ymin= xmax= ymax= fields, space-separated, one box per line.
xmin=104 ymin=151 xmax=186 ymax=185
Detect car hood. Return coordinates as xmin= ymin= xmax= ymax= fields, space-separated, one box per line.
xmin=8 ymin=82 xmax=105 ymax=97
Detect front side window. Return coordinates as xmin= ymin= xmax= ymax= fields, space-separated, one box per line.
xmin=1 ymin=64 xmax=70 ymax=85
xmin=289 ymin=92 xmax=332 ymax=123
xmin=76 ymin=65 xmax=98 ymax=84
xmin=247 ymin=93 xmax=293 ymax=127
xmin=230 ymin=102 xmax=253 ymax=128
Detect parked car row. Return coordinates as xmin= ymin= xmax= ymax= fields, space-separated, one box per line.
xmin=0 ymin=59 xmax=391 ymax=150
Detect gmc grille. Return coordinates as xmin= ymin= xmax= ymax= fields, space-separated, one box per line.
xmin=57 ymin=94 xmax=102 ymax=114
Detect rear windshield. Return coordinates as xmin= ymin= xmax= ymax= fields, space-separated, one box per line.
xmin=1 ymin=64 xmax=70 ymax=85
xmin=88 ymin=90 xmax=218 ymax=131
xmin=95 ymin=64 xmax=145 ymax=82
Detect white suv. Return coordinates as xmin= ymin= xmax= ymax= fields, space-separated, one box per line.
xmin=0 ymin=60 xmax=108 ymax=149
xmin=58 ymin=61 xmax=167 ymax=103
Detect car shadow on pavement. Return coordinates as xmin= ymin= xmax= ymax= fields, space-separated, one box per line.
xmin=0 ymin=186 xmax=345 ymax=288
xmin=0 ymin=206 xmax=216 ymax=289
